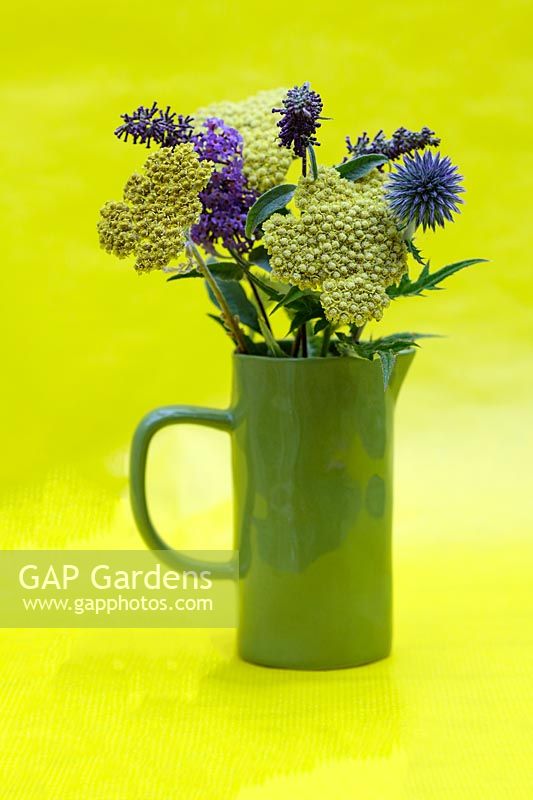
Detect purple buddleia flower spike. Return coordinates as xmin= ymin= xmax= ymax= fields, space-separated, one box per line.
xmin=190 ymin=118 xmax=258 ymax=254
xmin=386 ymin=150 xmax=465 ymax=231
xmin=346 ymin=126 xmax=440 ymax=161
xmin=115 ymin=106 xmax=257 ymax=252
xmin=114 ymin=103 xmax=194 ymax=148
xmin=273 ymin=82 xmax=325 ymax=174
xmin=191 ymin=118 xmax=243 ymax=164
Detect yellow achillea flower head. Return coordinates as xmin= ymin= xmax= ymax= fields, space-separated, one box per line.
xmin=196 ymin=89 xmax=293 ymax=194
xmin=263 ymin=167 xmax=408 ymax=326
xmin=97 ymin=143 xmax=212 ymax=273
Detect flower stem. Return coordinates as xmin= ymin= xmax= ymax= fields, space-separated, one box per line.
xmin=291 ymin=328 xmax=302 ymax=357
xmin=301 ymin=324 xmax=308 ymax=357
xmin=301 ymin=149 xmax=307 ymax=178
xmin=352 ymin=324 xmax=365 ymax=343
xmin=247 ymin=274 xmax=273 ymax=333
xmin=229 ymin=247 xmax=273 ymax=335
xmin=320 ymin=325 xmax=332 ymax=357
xmin=188 ymin=241 xmax=248 ymax=353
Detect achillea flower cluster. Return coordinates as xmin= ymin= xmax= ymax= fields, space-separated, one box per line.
xmin=190 ymin=119 xmax=257 ymax=254
xmin=386 ymin=150 xmax=464 ymax=231
xmin=115 ymin=102 xmax=194 ymax=148
xmin=263 ymin=167 xmax=408 ymax=326
xmin=196 ymin=89 xmax=293 ymax=193
xmin=273 ymin=82 xmax=324 ymax=161
xmin=346 ymin=126 xmax=440 ymax=161
xmin=97 ymin=144 xmax=212 ymax=272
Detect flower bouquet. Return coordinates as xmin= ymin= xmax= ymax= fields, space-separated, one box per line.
xmin=98 ymin=83 xmax=484 ymax=386
xmin=100 ymin=85 xmax=486 ymax=669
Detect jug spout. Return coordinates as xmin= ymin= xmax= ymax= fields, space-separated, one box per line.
xmin=389 ymin=350 xmax=415 ymax=401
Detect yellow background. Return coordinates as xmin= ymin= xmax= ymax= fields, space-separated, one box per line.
xmin=1 ymin=0 xmax=532 ymax=797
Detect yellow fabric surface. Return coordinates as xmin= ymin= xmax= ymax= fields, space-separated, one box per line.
xmin=1 ymin=0 xmax=532 ymax=797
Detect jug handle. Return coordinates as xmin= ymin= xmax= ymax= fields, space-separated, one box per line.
xmin=130 ymin=405 xmax=236 ymax=580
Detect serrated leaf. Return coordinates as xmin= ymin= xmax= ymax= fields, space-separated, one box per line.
xmin=206 ymin=278 xmax=260 ymax=333
xmin=245 ymin=183 xmax=296 ymax=238
xmin=377 ymin=350 xmax=396 ymax=389
xmin=405 ymin=238 xmax=426 ymax=267
xmin=335 ymin=340 xmax=367 ymax=360
xmin=167 ymin=261 xmax=243 ymax=282
xmin=373 ymin=331 xmax=441 ymax=347
xmin=335 ymin=331 xmax=435 ymax=363
xmin=336 ymin=153 xmax=388 ymax=181
xmin=420 ymin=259 xmax=488 ymax=290
xmin=388 ymin=258 xmax=487 ymax=298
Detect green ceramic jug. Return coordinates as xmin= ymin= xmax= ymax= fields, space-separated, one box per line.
xmin=130 ymin=351 xmax=414 ymax=670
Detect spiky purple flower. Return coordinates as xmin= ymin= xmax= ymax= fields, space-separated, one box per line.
xmin=115 ymin=103 xmax=194 ymax=148
xmin=346 ymin=126 xmax=440 ymax=161
xmin=273 ymin=82 xmax=324 ymax=170
xmin=386 ymin=151 xmax=465 ymax=231
xmin=190 ymin=119 xmax=257 ymax=254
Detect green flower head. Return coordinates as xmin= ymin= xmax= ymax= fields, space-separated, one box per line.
xmin=97 ymin=143 xmax=212 ymax=273
xmin=263 ymin=167 xmax=408 ymax=326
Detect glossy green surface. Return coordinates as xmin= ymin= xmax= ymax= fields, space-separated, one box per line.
xmin=130 ymin=352 xmax=414 ymax=669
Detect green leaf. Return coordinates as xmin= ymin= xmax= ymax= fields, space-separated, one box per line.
xmin=313 ymin=318 xmax=329 ymax=334
xmin=307 ymin=144 xmax=319 ymax=179
xmin=206 ymin=278 xmax=260 ymax=333
xmin=207 ymin=314 xmax=262 ymax=355
xmin=405 ymin=238 xmax=426 ymax=267
xmin=208 ymin=261 xmax=244 ymax=280
xmin=207 ymin=312 xmax=225 ymax=328
xmin=288 ymin=302 xmax=325 ymax=333
xmin=246 ymin=270 xmax=285 ymax=302
xmin=388 ymin=258 xmax=488 ymax=298
xmin=248 ymin=245 xmax=271 ymax=272
xmin=336 ymin=334 xmax=420 ymax=390
xmin=372 ymin=331 xmax=441 ymax=348
xmin=167 ymin=269 xmax=201 ymax=282
xmin=376 ymin=350 xmax=396 ymax=389
xmin=336 ymin=153 xmax=389 ymax=181
xmin=245 ymin=183 xmax=297 ymax=238
xmin=281 ymin=291 xmax=325 ymax=332
xmin=271 ymin=285 xmax=308 ymax=314
xmin=167 ymin=261 xmax=243 ymax=282
xmin=335 ymin=331 xmax=437 ymax=365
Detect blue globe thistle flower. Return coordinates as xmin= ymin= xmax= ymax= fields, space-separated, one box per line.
xmin=273 ymin=82 xmax=325 ymax=174
xmin=346 ymin=126 xmax=440 ymax=161
xmin=386 ymin=150 xmax=465 ymax=231
xmin=115 ymin=102 xmax=194 ymax=148
xmin=190 ymin=119 xmax=258 ymax=254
